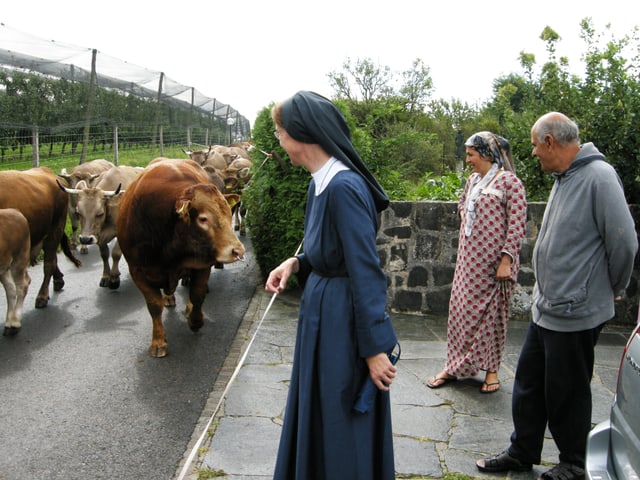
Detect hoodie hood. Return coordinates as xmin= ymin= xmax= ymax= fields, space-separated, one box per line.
xmin=554 ymin=142 xmax=605 ymax=180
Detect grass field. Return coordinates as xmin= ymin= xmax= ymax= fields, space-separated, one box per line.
xmin=0 ymin=144 xmax=190 ymax=173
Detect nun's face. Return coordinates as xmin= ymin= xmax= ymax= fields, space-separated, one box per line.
xmin=275 ymin=127 xmax=305 ymax=166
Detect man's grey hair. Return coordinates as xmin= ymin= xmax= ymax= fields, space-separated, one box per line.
xmin=533 ymin=112 xmax=580 ymax=145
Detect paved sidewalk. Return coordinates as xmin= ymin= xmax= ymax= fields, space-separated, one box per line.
xmin=176 ymin=287 xmax=633 ymax=480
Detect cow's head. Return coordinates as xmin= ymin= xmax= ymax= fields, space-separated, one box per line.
xmin=174 ymin=184 xmax=245 ymax=264
xmin=185 ymin=149 xmax=209 ymax=166
xmin=58 ymin=181 xmax=122 ymax=245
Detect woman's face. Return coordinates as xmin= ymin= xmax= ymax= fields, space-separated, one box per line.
xmin=465 ymin=147 xmax=492 ymax=175
xmin=275 ymin=126 xmax=305 ymax=166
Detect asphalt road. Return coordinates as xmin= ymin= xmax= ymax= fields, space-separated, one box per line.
xmin=0 ymin=235 xmax=260 ymax=480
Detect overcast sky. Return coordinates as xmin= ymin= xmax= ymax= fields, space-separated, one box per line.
xmin=2 ymin=0 xmax=638 ymax=124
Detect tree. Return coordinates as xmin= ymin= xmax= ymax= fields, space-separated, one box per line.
xmin=328 ymin=57 xmax=453 ymax=188
xmin=480 ymin=20 xmax=640 ymax=201
xmin=399 ymin=58 xmax=434 ymax=114
xmin=242 ymin=106 xmax=309 ymax=283
xmin=577 ymin=18 xmax=640 ymax=202
xmin=328 ymin=57 xmax=394 ymax=103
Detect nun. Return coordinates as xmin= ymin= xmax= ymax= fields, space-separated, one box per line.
xmin=265 ymin=91 xmax=398 ymax=480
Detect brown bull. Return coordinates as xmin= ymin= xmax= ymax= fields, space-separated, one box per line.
xmin=0 ymin=208 xmax=31 ymax=335
xmin=116 ymin=159 xmax=245 ymax=357
xmin=59 ymin=159 xmax=115 ymax=253
xmin=0 ymin=167 xmax=81 ymax=308
xmin=58 ymin=165 xmax=141 ymax=289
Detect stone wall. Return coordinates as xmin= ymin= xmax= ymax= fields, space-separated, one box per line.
xmin=377 ymin=201 xmax=640 ymax=325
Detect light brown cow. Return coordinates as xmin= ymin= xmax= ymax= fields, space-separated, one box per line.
xmin=0 ymin=167 xmax=81 ymax=308
xmin=58 ymin=165 xmax=141 ymax=289
xmin=0 ymin=208 xmax=31 ymax=336
xmin=217 ymin=157 xmax=253 ymax=236
xmin=183 ymin=148 xmax=227 ymax=170
xmin=59 ymin=159 xmax=115 ymax=253
xmin=116 ymin=159 xmax=245 ymax=357
xmin=226 ymin=157 xmax=253 ymax=174
xmin=211 ymin=145 xmax=247 ymax=165
xmin=182 ymin=148 xmax=207 ymax=165
xmin=59 ymin=159 xmax=115 ymax=188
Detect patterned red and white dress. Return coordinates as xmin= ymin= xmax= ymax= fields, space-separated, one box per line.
xmin=444 ymin=170 xmax=527 ymax=377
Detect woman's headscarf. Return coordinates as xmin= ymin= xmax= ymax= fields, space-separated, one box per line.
xmin=280 ymin=90 xmax=389 ymax=213
xmin=464 ymin=131 xmax=515 ymax=173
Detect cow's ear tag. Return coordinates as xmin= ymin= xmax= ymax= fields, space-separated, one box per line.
xmin=175 ymin=199 xmax=192 ymax=222
xmin=224 ymin=193 xmax=240 ymax=208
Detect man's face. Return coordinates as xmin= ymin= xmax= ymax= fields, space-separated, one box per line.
xmin=531 ymin=130 xmax=555 ymax=173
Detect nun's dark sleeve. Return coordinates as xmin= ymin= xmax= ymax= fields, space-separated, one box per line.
xmin=330 ymin=175 xmax=397 ymax=358
xmin=295 ymin=253 xmax=312 ymax=289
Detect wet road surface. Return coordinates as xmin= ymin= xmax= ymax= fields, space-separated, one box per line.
xmin=0 ymin=236 xmax=259 ymax=480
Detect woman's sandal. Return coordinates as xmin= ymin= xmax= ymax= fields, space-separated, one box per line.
xmin=427 ymin=374 xmax=457 ymax=389
xmin=480 ymin=381 xmax=501 ymax=394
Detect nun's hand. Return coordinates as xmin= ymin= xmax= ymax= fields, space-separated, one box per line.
xmin=366 ymin=352 xmax=397 ymax=391
xmin=265 ymin=257 xmax=299 ymax=294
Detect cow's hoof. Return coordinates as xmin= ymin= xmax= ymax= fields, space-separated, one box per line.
xmin=80 ymin=246 xmax=89 ymax=255
xmin=187 ymin=314 xmax=204 ymax=332
xmin=3 ymin=326 xmax=20 ymax=336
xmin=99 ymin=278 xmax=109 ymax=287
xmin=163 ymin=294 xmax=176 ymax=308
xmin=53 ymin=279 xmax=65 ymax=292
xmin=148 ymin=345 xmax=168 ymax=358
xmin=108 ymin=279 xmax=120 ymax=290
xmin=35 ymin=297 xmax=49 ymax=309
xmin=214 ymin=262 xmax=224 ymax=269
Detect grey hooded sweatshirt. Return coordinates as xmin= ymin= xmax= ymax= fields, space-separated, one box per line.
xmin=532 ymin=142 xmax=638 ymax=332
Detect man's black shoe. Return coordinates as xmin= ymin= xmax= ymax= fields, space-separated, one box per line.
xmin=476 ymin=450 xmax=533 ymax=472
xmin=538 ymin=462 xmax=585 ymax=480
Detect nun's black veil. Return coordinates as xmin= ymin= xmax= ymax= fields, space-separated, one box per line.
xmin=280 ymin=90 xmax=389 ymax=213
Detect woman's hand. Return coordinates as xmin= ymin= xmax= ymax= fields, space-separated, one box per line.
xmin=265 ymin=257 xmax=299 ymax=294
xmin=365 ymin=352 xmax=397 ymax=391
xmin=496 ymin=253 xmax=513 ymax=281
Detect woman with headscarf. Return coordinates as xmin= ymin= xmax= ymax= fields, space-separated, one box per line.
xmin=427 ymin=131 xmax=527 ymax=393
xmin=265 ymin=91 xmax=398 ymax=480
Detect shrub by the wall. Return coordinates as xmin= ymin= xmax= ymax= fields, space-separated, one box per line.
xmin=243 ymin=107 xmax=309 ymax=284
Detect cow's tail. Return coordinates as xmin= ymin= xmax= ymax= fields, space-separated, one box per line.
xmin=61 ymin=233 xmax=82 ymax=268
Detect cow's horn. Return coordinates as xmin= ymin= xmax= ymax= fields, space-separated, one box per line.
xmin=56 ymin=179 xmax=81 ymax=194
xmin=103 ymin=183 xmax=122 ymax=196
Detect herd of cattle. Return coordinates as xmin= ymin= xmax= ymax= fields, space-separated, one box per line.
xmin=0 ymin=143 xmax=253 ymax=357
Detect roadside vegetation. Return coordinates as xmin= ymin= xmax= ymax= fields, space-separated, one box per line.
xmin=245 ymin=19 xmax=640 ymax=279
xmin=1 ymin=19 xmax=638 ymax=282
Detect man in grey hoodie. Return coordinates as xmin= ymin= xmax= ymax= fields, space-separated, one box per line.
xmin=476 ymin=112 xmax=638 ymax=480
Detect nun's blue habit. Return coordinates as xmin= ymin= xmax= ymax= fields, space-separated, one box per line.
xmin=273 ymin=91 xmax=397 ymax=480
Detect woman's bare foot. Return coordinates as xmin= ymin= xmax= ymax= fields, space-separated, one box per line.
xmin=480 ymin=371 xmax=500 ymax=394
xmin=427 ymin=370 xmax=457 ymax=389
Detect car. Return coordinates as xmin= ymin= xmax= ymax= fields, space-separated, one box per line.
xmin=586 ymin=306 xmax=640 ymax=480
